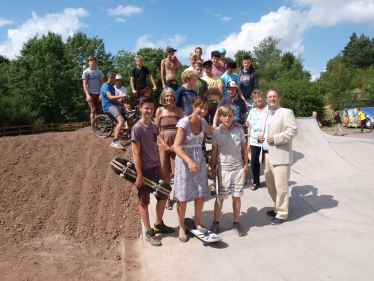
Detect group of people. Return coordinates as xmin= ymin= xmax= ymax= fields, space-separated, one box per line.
xmin=82 ymin=48 xmax=299 ymax=246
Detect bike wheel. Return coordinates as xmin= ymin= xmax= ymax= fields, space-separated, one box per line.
xmin=92 ymin=114 xmax=114 ymax=138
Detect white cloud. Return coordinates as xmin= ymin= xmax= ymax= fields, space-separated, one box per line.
xmin=133 ymin=0 xmax=374 ymax=65
xmin=292 ymin=0 xmax=374 ymax=26
xmin=220 ymin=16 xmax=231 ymax=22
xmin=115 ymin=18 xmax=126 ymax=23
xmin=0 ymin=8 xmax=88 ymax=59
xmin=0 ymin=18 xmax=14 ymax=27
xmin=107 ymin=5 xmax=142 ymax=17
xmin=135 ymin=34 xmax=186 ymax=51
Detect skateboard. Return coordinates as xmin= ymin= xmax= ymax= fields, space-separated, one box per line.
xmin=110 ymin=157 xmax=171 ymax=199
xmin=209 ymin=167 xmax=221 ymax=208
xmin=184 ymin=218 xmax=222 ymax=247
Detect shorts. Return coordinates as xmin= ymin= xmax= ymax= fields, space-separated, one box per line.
xmin=107 ymin=104 xmax=125 ymax=119
xmin=204 ymin=102 xmax=218 ymax=125
xmin=218 ymin=169 xmax=245 ymax=199
xmin=134 ymin=87 xmax=150 ymax=100
xmin=334 ymin=123 xmax=341 ymax=130
xmin=87 ymin=94 xmax=102 ymax=114
xmin=138 ymin=166 xmax=165 ymax=206
xmin=166 ymin=79 xmax=179 ymax=91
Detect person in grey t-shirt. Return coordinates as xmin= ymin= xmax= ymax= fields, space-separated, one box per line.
xmin=82 ymin=55 xmax=104 ymax=125
xmin=210 ymin=105 xmax=248 ymax=237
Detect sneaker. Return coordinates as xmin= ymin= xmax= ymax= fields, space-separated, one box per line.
xmin=232 ymin=222 xmax=245 ymax=237
xmin=111 ymin=141 xmax=124 ymax=149
xmin=209 ymin=222 xmax=219 ymax=234
xmin=266 ymin=210 xmax=277 ymax=217
xmin=93 ymin=127 xmax=100 ymax=133
xmin=270 ymin=217 xmax=287 ymax=225
xmin=153 ymin=220 xmax=175 ymax=233
xmin=145 ymin=228 xmax=161 ymax=246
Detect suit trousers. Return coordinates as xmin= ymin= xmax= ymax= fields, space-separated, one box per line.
xmin=264 ymin=152 xmax=291 ymax=220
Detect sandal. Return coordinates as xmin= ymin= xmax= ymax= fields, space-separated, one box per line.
xmin=250 ymin=183 xmax=259 ymax=191
xmin=165 ymin=199 xmax=173 ymax=210
xmin=196 ymin=225 xmax=207 ymax=234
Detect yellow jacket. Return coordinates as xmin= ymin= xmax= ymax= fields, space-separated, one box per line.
xmin=358 ymin=111 xmax=366 ymax=121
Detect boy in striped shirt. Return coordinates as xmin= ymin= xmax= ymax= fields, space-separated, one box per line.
xmin=210 ymin=105 xmax=248 ymax=237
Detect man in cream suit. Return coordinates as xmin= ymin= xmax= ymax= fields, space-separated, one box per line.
xmin=258 ymin=89 xmax=298 ymax=225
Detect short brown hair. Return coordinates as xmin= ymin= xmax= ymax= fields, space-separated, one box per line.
xmin=192 ymin=96 xmax=211 ymax=110
xmin=242 ymin=55 xmax=252 ymax=61
xmin=195 ymin=47 xmax=202 ymax=52
xmin=217 ymin=105 xmax=234 ymax=116
xmin=87 ymin=55 xmax=97 ymax=63
xmin=266 ymin=88 xmax=280 ymax=97
xmin=139 ymin=96 xmax=155 ymax=108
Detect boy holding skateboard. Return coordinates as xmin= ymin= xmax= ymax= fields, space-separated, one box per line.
xmin=131 ymin=96 xmax=175 ymax=246
xmin=210 ymin=105 xmax=248 ymax=237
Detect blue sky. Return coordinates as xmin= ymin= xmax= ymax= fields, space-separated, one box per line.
xmin=1 ymin=0 xmax=374 ymax=80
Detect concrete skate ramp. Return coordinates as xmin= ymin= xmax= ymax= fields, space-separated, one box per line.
xmin=291 ymin=118 xmax=363 ymax=183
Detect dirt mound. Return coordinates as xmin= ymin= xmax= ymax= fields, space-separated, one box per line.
xmin=0 ymin=128 xmax=143 ymax=280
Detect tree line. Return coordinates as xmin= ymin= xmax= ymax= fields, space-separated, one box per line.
xmin=1 ymin=31 xmax=373 ymax=126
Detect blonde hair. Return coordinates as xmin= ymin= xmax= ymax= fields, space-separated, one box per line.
xmin=189 ymin=53 xmax=198 ymax=59
xmin=159 ymin=88 xmax=177 ymax=105
xmin=251 ymin=89 xmax=264 ymax=100
xmin=181 ymin=70 xmax=198 ymax=83
xmin=194 ymin=62 xmax=203 ymax=68
xmin=217 ymin=104 xmax=234 ymax=116
xmin=135 ymin=55 xmax=143 ymax=61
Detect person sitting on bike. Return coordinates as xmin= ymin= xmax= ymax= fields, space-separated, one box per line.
xmin=101 ymin=71 xmax=128 ymax=149
xmin=114 ymin=74 xmax=134 ymax=131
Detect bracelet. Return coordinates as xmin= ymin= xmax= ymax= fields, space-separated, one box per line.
xmin=213 ymin=125 xmax=217 ymax=128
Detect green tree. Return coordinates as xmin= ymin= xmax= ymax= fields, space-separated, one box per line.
xmin=319 ymin=55 xmax=351 ymax=110
xmin=266 ymin=79 xmax=325 ymax=118
xmin=7 ymin=32 xmax=71 ymax=123
xmin=112 ymin=50 xmax=136 ymax=92
xmin=234 ymin=50 xmax=254 ymax=70
xmin=342 ymin=33 xmax=374 ymax=69
xmin=64 ymin=32 xmax=114 ymax=121
xmin=253 ymin=36 xmax=282 ymax=82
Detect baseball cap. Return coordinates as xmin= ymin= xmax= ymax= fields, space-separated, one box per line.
xmin=167 ymin=47 xmax=177 ymax=52
xmin=115 ymin=74 xmax=122 ymax=80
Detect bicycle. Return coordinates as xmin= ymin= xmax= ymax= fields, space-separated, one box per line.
xmin=91 ymin=103 xmax=140 ymax=139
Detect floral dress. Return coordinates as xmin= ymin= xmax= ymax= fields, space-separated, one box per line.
xmin=174 ymin=117 xmax=209 ymax=201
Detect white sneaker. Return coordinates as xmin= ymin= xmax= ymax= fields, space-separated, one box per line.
xmin=111 ymin=141 xmax=124 ymax=149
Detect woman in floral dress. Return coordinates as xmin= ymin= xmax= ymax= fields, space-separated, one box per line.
xmin=155 ymin=88 xmax=184 ymax=210
xmin=173 ymin=96 xmax=216 ymax=242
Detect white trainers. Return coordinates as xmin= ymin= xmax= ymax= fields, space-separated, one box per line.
xmin=111 ymin=141 xmax=124 ymax=149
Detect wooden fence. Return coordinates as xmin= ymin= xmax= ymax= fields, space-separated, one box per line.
xmin=1 ymin=122 xmax=89 ymax=137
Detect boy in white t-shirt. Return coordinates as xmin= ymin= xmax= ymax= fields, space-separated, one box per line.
xmin=114 ymin=74 xmax=134 ymax=130
xmin=210 ymin=105 xmax=248 ymax=237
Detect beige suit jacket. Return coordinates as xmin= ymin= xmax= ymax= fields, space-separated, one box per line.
xmin=260 ymin=107 xmax=298 ymax=165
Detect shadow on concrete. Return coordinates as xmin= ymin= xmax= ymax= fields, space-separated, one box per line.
xmin=293 ymin=150 xmax=304 ymax=164
xmin=288 ymin=185 xmax=339 ymax=222
xmin=198 ymin=207 xmax=272 ymax=236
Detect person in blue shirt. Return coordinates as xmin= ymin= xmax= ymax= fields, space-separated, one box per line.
xmin=101 ymin=71 xmax=128 ymax=149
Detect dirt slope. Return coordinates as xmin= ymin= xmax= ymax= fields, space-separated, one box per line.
xmin=0 ymin=127 xmax=143 ymax=280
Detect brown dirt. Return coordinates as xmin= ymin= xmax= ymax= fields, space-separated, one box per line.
xmin=0 ymin=127 xmax=144 ymax=280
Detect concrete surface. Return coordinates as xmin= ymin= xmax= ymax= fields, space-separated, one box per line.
xmin=135 ymin=118 xmax=374 ymax=281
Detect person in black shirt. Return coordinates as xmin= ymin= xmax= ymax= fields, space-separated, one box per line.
xmin=130 ymin=55 xmax=157 ymax=104
xmin=333 ymin=111 xmax=345 ymax=136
